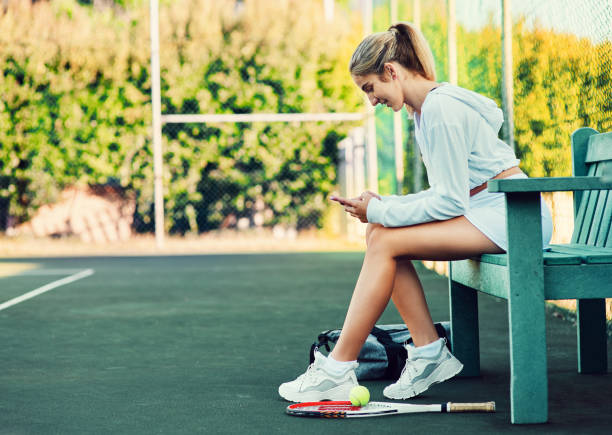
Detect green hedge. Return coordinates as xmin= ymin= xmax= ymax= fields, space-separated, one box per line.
xmin=1 ymin=0 xmax=610 ymax=233
xmin=0 ymin=0 xmax=362 ymax=233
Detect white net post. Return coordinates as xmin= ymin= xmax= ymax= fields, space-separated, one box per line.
xmin=150 ymin=0 xmax=164 ymax=248
xmin=413 ymin=0 xmax=423 ymax=192
xmin=324 ymin=0 xmax=334 ymax=22
xmin=501 ymin=0 xmax=515 ymax=150
xmin=448 ymin=0 xmax=458 ymax=85
xmin=391 ymin=0 xmax=404 ymax=194
xmin=362 ymin=0 xmax=379 ymax=193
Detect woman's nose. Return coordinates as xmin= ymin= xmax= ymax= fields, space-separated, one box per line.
xmin=368 ymin=95 xmax=378 ymax=106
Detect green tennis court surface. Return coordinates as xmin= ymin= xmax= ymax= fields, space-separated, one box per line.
xmin=1 ymin=254 xmax=610 ymax=434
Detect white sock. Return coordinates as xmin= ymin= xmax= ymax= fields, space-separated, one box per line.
xmin=413 ymin=338 xmax=444 ymax=358
xmin=324 ymin=355 xmax=357 ymax=376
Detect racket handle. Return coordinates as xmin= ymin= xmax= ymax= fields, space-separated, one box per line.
xmin=446 ymin=402 xmax=496 ymax=413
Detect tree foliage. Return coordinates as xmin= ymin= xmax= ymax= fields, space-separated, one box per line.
xmin=0 ymin=0 xmax=362 ymax=232
xmin=375 ymin=1 xmax=611 ymax=192
xmin=435 ymin=9 xmax=611 ymax=178
xmin=1 ymin=0 xmax=610 ymax=234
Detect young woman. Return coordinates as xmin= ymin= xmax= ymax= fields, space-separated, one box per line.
xmin=279 ymin=22 xmax=553 ymax=402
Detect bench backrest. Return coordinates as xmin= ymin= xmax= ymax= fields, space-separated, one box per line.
xmin=571 ymin=128 xmax=612 ymax=247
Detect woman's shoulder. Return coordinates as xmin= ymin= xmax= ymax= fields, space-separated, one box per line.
xmin=422 ymin=84 xmax=499 ymax=127
xmin=421 ymin=88 xmax=469 ymax=123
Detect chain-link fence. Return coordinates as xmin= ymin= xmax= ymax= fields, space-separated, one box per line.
xmin=0 ymin=0 xmax=611 ymax=248
xmin=456 ymin=0 xmax=612 ymax=176
xmin=0 ymin=0 xmax=364 ymax=245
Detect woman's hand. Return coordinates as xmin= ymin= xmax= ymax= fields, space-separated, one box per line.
xmin=330 ymin=191 xmax=381 ymax=223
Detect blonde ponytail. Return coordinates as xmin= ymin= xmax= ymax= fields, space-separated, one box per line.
xmin=349 ymin=22 xmax=436 ymax=81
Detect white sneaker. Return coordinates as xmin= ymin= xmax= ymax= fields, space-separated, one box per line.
xmin=278 ymin=351 xmax=359 ymax=402
xmin=383 ymin=338 xmax=463 ymax=400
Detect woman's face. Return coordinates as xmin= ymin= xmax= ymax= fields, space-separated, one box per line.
xmin=352 ymin=71 xmax=404 ymax=112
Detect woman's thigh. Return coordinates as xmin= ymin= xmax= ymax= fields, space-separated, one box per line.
xmin=367 ymin=216 xmax=504 ymax=261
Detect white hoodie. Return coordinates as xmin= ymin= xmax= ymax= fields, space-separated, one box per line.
xmin=366 ymin=83 xmax=519 ymax=227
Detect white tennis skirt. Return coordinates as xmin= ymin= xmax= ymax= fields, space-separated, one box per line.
xmin=464 ymin=174 xmax=553 ymax=251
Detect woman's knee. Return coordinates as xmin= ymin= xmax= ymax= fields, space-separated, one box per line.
xmin=365 ymin=223 xmax=383 ymax=246
xmin=366 ymin=225 xmax=395 ymax=255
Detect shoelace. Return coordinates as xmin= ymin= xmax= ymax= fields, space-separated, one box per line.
xmin=399 ymin=339 xmax=446 ymax=385
xmin=298 ymin=362 xmax=320 ymax=388
xmin=399 ymin=360 xmax=417 ymax=386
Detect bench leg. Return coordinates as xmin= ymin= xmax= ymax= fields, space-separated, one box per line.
xmin=508 ymin=291 xmax=548 ymax=424
xmin=505 ymin=192 xmax=547 ymax=424
xmin=577 ymin=298 xmax=608 ymax=374
xmin=448 ymin=278 xmax=480 ymax=377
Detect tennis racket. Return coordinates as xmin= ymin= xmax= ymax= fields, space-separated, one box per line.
xmin=286 ymin=401 xmax=495 ymax=418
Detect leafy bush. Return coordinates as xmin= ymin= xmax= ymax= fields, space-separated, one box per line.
xmin=0 ymin=0 xmax=362 ymax=232
xmin=1 ymin=0 xmax=152 ymax=224
xmin=1 ymin=0 xmax=610 ymax=234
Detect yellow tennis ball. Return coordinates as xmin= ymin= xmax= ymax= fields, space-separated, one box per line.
xmin=349 ymin=385 xmax=370 ymax=407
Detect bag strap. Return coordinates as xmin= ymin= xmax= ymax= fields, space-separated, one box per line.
xmin=435 ymin=322 xmax=448 ymax=341
xmin=309 ymin=331 xmax=332 ymax=364
xmin=370 ymin=326 xmax=396 ymax=345
xmin=370 ymin=327 xmax=407 ymax=379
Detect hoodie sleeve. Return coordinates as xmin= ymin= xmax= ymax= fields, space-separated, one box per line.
xmin=379 ymin=189 xmax=433 ymax=204
xmin=367 ymin=121 xmax=470 ymax=227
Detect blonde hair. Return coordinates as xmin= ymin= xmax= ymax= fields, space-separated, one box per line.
xmin=349 ymin=22 xmax=436 ymax=81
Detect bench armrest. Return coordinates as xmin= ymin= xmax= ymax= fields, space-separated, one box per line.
xmin=488 ymin=176 xmax=612 ymax=193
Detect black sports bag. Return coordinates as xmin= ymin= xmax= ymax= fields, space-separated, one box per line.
xmin=309 ymin=322 xmax=450 ymax=381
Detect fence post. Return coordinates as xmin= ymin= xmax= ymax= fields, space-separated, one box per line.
xmin=362 ymin=0 xmax=378 ymax=193
xmin=150 ymin=0 xmax=165 ymax=248
xmin=391 ymin=0 xmax=404 ymax=194
xmin=501 ymin=0 xmax=515 ymax=150
xmin=448 ymin=0 xmax=457 ymax=85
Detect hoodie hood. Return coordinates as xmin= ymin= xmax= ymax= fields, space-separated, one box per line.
xmin=432 ymin=83 xmax=504 ymax=134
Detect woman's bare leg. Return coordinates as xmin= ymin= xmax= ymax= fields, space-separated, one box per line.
xmin=391 ymin=259 xmax=439 ymax=346
xmin=330 ymin=216 xmax=503 ymax=361
xmin=365 ymin=224 xmax=438 ymax=346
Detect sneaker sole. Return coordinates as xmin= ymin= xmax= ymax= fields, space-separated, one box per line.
xmin=278 ymin=383 xmax=356 ymax=403
xmin=383 ymin=357 xmax=464 ymax=400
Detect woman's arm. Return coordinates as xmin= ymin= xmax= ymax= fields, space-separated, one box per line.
xmin=367 ymin=122 xmax=470 ymax=227
xmin=379 ymin=188 xmax=433 ymax=203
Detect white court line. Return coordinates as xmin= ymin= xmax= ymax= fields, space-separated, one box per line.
xmin=15 ymin=269 xmax=91 ymax=276
xmin=0 ymin=269 xmax=95 ymax=312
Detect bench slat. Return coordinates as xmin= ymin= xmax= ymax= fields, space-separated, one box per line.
xmin=479 ymin=252 xmax=583 ymax=266
xmin=548 ymin=244 xmax=612 ymax=264
xmin=594 ymin=161 xmax=612 ymax=247
xmin=585 ymin=131 xmax=612 ymax=163
xmin=595 ymin=190 xmax=612 ymax=247
xmin=542 ymin=252 xmax=584 ymax=265
xmin=587 ymin=189 xmax=609 ymax=246
xmin=479 ymin=246 xmax=612 ymax=266
xmin=572 ymin=165 xmax=598 ymax=244
xmin=572 ymin=128 xmax=598 ymax=209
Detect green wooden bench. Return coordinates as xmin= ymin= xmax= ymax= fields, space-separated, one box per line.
xmin=448 ymin=127 xmax=612 ymax=424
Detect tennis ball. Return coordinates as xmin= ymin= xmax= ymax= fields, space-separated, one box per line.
xmin=349 ymin=385 xmax=370 ymax=407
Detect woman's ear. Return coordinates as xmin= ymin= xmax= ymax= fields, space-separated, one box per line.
xmin=384 ymin=63 xmax=397 ymax=80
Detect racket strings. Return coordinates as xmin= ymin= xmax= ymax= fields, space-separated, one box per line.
xmin=318 ymin=404 xmax=360 ymax=411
